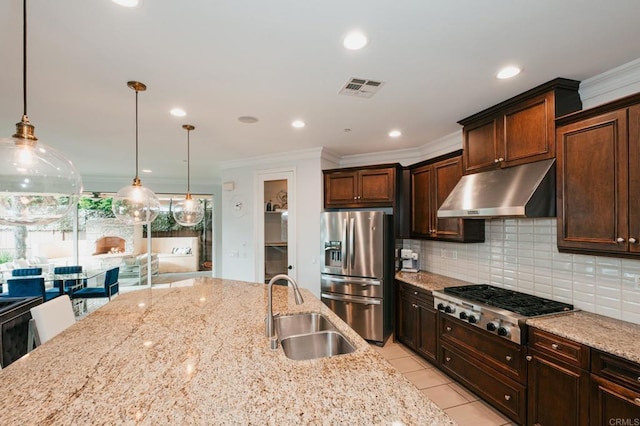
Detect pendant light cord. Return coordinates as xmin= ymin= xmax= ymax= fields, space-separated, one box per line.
xmin=22 ymin=0 xmax=28 ymax=117
xmin=134 ymin=88 xmax=139 ymax=180
xmin=187 ymin=128 xmax=191 ymax=194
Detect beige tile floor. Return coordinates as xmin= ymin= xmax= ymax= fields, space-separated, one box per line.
xmin=371 ymin=338 xmax=517 ymax=426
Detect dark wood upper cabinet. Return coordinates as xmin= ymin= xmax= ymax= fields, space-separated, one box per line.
xmin=323 ymin=164 xmax=399 ymax=209
xmin=460 ymin=78 xmax=582 ymax=174
xmin=556 ymin=92 xmax=640 ymax=257
xmin=410 ymin=151 xmax=484 ymax=242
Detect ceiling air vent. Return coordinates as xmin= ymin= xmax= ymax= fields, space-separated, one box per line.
xmin=339 ymin=77 xmax=385 ymax=98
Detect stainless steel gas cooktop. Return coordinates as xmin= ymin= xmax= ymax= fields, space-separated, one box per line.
xmin=432 ymin=284 xmax=575 ymax=344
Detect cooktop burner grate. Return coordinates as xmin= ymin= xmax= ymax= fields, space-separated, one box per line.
xmin=444 ymin=284 xmax=574 ymax=317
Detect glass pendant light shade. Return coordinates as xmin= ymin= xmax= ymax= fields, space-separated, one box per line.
xmin=173 ymin=194 xmax=204 ymax=227
xmin=0 ymin=0 xmax=83 ymax=226
xmin=112 ymin=178 xmax=160 ymax=225
xmin=0 ymin=134 xmax=82 ymax=225
xmin=172 ymin=124 xmax=203 ymax=227
xmin=112 ymin=81 xmax=159 ymax=225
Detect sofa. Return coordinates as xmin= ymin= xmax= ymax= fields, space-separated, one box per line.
xmin=140 ymin=237 xmax=199 ymax=273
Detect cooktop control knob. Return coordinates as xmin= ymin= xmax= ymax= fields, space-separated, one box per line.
xmin=444 ymin=305 xmax=455 ymax=314
xmin=498 ymin=326 xmax=510 ymax=337
xmin=486 ymin=322 xmax=498 ymax=332
xmin=467 ymin=315 xmax=478 ymax=324
xmin=459 ymin=312 xmax=468 ymax=320
xmin=437 ymin=303 xmax=445 ymax=311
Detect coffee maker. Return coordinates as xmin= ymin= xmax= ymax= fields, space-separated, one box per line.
xmin=400 ymin=249 xmax=419 ymax=272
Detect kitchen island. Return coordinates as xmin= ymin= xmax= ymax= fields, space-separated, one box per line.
xmin=0 ymin=277 xmax=455 ymax=425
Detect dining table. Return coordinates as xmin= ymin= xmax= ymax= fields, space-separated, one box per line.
xmin=0 ymin=276 xmax=455 ymax=425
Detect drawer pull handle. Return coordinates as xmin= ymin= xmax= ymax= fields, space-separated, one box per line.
xmin=445 ymin=356 xmax=451 ymax=362
xmin=413 ymin=291 xmax=418 ymax=295
xmin=526 ymin=355 xmax=532 ymax=361
xmin=505 ymin=355 xmax=512 ymax=362
xmin=637 ymin=377 xmax=640 ymax=383
xmin=551 ymin=343 xmax=559 ymax=350
xmin=617 ymin=237 xmax=625 ymax=243
xmin=446 ymin=326 xmax=452 ymax=332
xmin=635 ymin=398 xmax=640 ymax=405
xmin=504 ymin=395 xmax=511 ymax=401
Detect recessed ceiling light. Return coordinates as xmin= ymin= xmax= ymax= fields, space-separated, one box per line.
xmin=142 ymin=169 xmax=152 ymax=173
xmin=291 ymin=120 xmax=306 ymax=128
xmin=343 ymin=31 xmax=368 ymax=50
xmin=389 ymin=130 xmax=402 ymax=138
xmin=238 ymin=116 xmax=259 ymax=124
xmin=497 ymin=66 xmax=521 ymax=79
xmin=170 ymin=108 xmax=187 ymax=117
xmin=112 ymin=0 xmax=139 ymax=7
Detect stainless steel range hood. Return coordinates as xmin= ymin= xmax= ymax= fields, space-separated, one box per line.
xmin=437 ymin=159 xmax=556 ymax=219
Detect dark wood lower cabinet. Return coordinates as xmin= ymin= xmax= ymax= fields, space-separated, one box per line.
xmin=527 ymin=349 xmax=590 ymax=426
xmin=395 ymin=282 xmax=436 ymax=363
xmin=590 ymin=349 xmax=640 ymax=425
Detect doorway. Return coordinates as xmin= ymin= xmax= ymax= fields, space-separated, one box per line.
xmin=255 ymin=169 xmax=296 ymax=284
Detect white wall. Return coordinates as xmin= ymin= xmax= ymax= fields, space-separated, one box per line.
xmin=219 ymin=148 xmax=334 ymax=296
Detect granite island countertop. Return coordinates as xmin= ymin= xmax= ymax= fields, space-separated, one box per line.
xmin=0 ymin=277 xmax=456 ymax=425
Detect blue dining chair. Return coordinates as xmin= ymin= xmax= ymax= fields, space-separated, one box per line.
xmin=71 ymin=267 xmax=119 ymax=301
xmin=7 ymin=277 xmax=59 ymax=302
xmin=11 ymin=268 xmax=43 ymax=277
xmin=52 ymin=266 xmax=86 ymax=295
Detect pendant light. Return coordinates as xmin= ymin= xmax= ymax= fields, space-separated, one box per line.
xmin=173 ymin=125 xmax=204 ymax=226
xmin=0 ymin=0 xmax=83 ymax=226
xmin=111 ymin=81 xmax=160 ymax=225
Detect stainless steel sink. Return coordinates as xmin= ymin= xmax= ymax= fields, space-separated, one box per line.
xmin=274 ymin=312 xmax=337 ymax=340
xmin=279 ymin=330 xmax=356 ymax=361
xmin=273 ymin=313 xmax=356 ymax=360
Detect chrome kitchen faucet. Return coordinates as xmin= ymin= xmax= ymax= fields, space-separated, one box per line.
xmin=266 ymin=274 xmax=304 ymax=350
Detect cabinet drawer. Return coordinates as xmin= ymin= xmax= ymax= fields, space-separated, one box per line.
xmin=592 ymin=349 xmax=640 ymax=393
xmin=440 ymin=315 xmax=525 ymax=383
xmin=529 ymin=328 xmax=589 ymax=369
xmin=397 ymin=282 xmax=433 ymax=306
xmin=441 ymin=344 xmax=526 ymax=424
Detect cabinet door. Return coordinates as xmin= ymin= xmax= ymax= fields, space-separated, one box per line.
xmin=527 ymin=350 xmax=590 ymax=426
xmin=411 ymin=165 xmax=433 ymax=237
xmin=324 ymin=171 xmax=358 ymax=208
xmin=590 ymin=375 xmax=640 ymax=426
xmin=503 ymin=92 xmax=555 ymax=168
xmin=358 ymin=168 xmax=395 ymax=205
xmin=557 ymin=110 xmax=629 ymax=254
xmin=630 ymin=105 xmax=640 ymax=253
xmin=432 ymin=156 xmax=464 ymax=240
xmin=396 ymin=290 xmax=417 ymax=350
xmin=463 ymin=116 xmax=501 ymax=174
xmin=416 ymin=303 xmax=437 ymax=363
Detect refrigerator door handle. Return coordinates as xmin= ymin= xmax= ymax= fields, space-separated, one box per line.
xmin=342 ymin=218 xmax=348 ymax=269
xmin=321 ymin=276 xmax=381 ymax=286
xmin=349 ymin=217 xmax=355 ymax=268
xmin=321 ymin=293 xmax=381 ymax=305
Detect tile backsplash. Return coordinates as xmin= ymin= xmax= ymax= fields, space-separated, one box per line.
xmin=401 ymin=218 xmax=640 ymax=325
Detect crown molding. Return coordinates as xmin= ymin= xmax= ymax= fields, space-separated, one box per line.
xmin=218 ymin=147 xmax=324 ymax=170
xmin=580 ymin=57 xmax=640 ymax=108
xmin=338 ymin=130 xmax=462 ymax=168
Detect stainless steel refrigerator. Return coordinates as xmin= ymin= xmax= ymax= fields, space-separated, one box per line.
xmin=320 ymin=211 xmax=393 ymax=345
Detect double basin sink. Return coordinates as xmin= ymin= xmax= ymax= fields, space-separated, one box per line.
xmin=274 ymin=312 xmax=356 ymax=361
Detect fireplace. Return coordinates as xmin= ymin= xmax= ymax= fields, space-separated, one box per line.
xmin=94 ymin=236 xmax=126 ymax=255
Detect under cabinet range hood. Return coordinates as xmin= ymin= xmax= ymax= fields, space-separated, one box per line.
xmin=437 ymin=159 xmax=556 ymax=219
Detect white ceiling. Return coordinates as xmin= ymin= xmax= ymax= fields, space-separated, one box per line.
xmin=1 ymin=0 xmax=640 ymax=189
